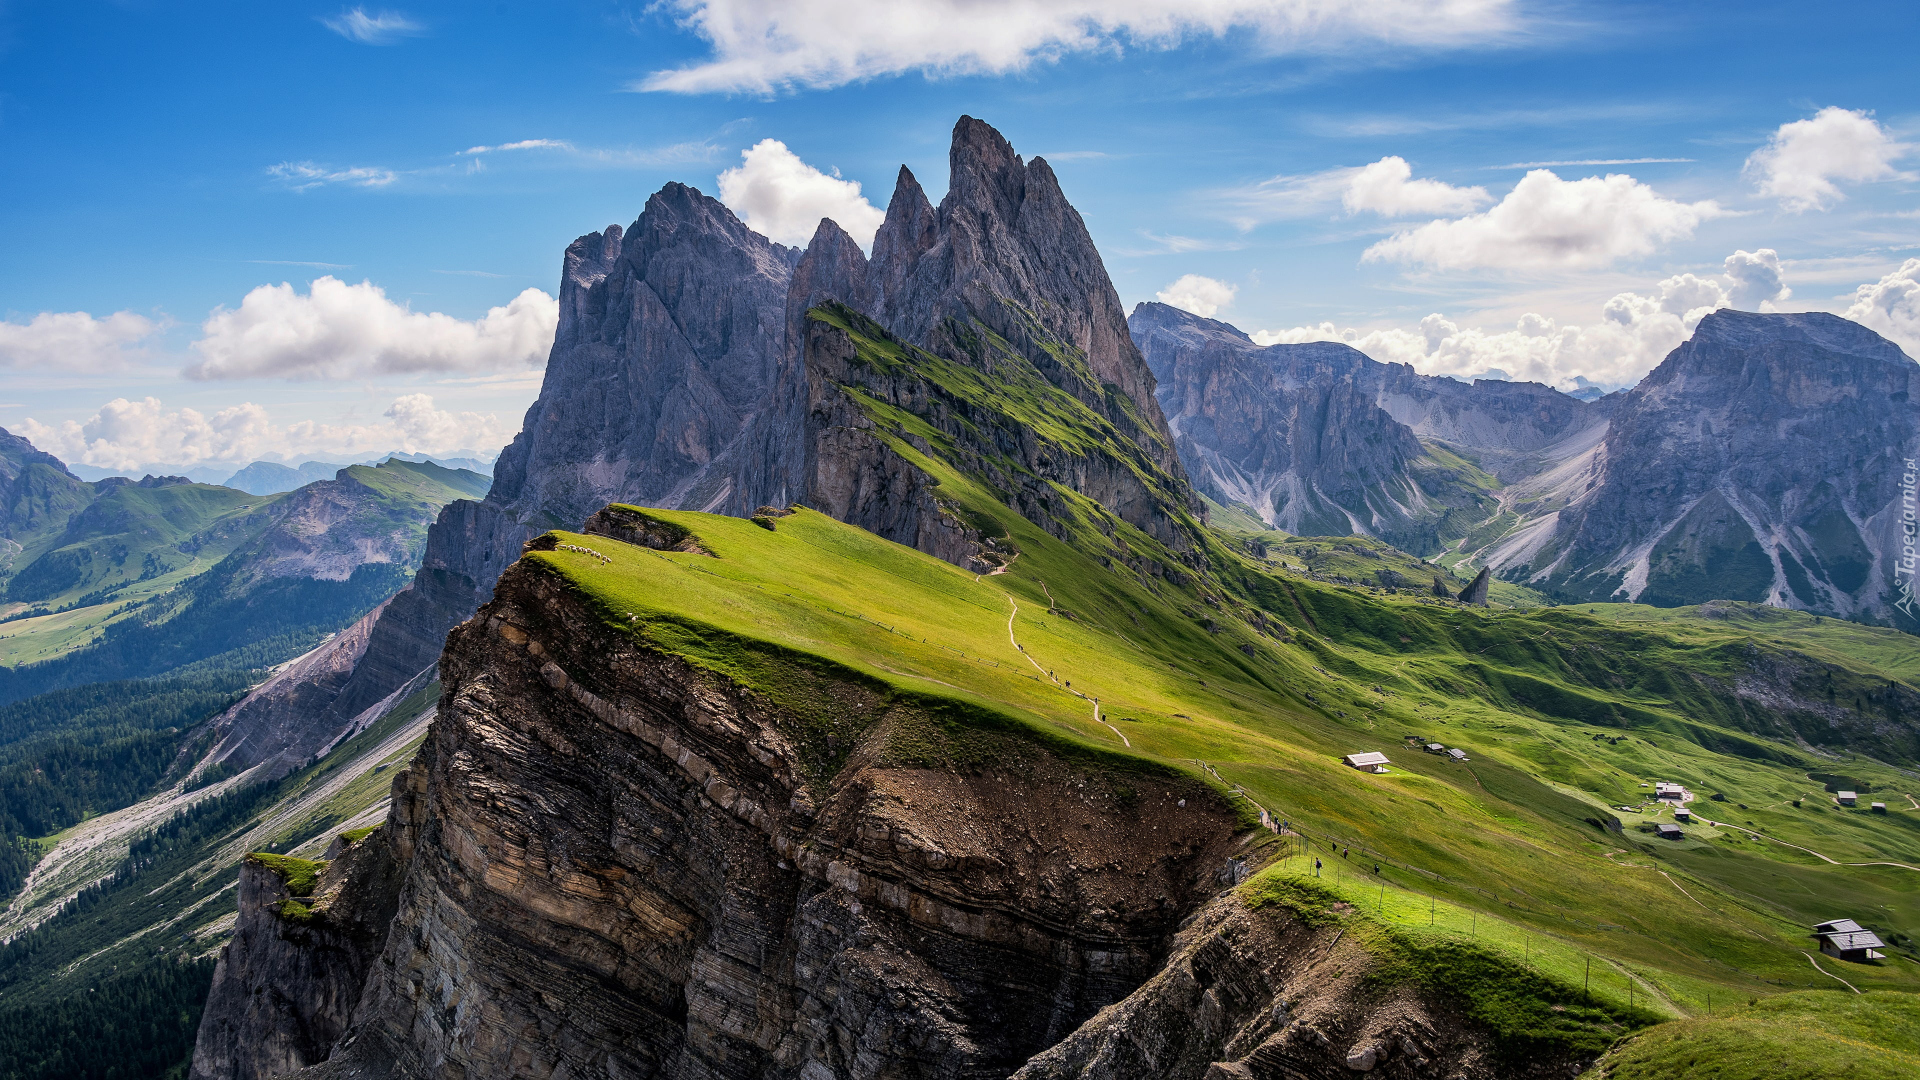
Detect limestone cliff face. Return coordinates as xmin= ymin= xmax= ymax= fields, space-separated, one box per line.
xmin=236 ymin=549 xmax=1245 ymax=1079
xmin=1133 ymin=302 xmax=1598 ymax=485
xmin=191 ymin=831 xmax=404 ymax=1080
xmin=1130 ymin=302 xmax=1597 ymax=553
xmin=310 ymin=116 xmax=1201 ymax=769
xmin=1015 ymin=894 xmax=1524 ymax=1080
xmin=1486 ymin=311 xmax=1920 ymax=622
xmin=746 ymin=120 xmax=1192 ymax=537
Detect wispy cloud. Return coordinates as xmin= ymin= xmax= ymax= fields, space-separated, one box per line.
xmin=1489 ymin=157 xmax=1694 ymax=169
xmin=266 ymin=161 xmax=398 ymax=191
xmin=1116 ymin=231 xmax=1248 ymax=256
xmin=459 ymin=139 xmax=574 ymax=155
xmin=1306 ymin=102 xmax=1680 ymax=138
xmin=322 ymin=7 xmax=425 ymax=45
xmin=452 ymin=138 xmax=721 ymax=168
xmin=1043 ymin=150 xmax=1110 ymax=161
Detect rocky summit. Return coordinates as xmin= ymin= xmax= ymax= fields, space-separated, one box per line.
xmin=1 ymin=114 xmax=1909 ymax=1080
xmin=1133 ymin=301 xmax=1920 ymax=629
xmin=1478 ymin=311 xmax=1920 ymax=622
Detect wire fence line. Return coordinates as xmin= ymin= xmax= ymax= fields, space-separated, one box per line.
xmin=1193 ymin=759 xmax=1834 ymax=998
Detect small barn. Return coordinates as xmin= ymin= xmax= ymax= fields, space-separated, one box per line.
xmin=1424 ymin=742 xmax=1446 ymax=754
xmin=1814 ymin=919 xmax=1886 ymax=961
xmin=1838 ymin=791 xmax=1858 ymax=807
xmin=1872 ymin=802 xmax=1887 ymax=813
xmin=1447 ymin=748 xmax=1469 ymax=762
xmin=1672 ymin=806 xmax=1692 ymax=822
xmin=1344 ymin=752 xmax=1392 ymax=774
xmin=1655 ymin=823 xmax=1683 ymax=839
xmin=1655 ymin=782 xmax=1687 ymax=800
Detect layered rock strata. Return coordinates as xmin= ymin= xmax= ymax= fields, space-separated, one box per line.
xmin=192 ymin=830 xmax=405 ymax=1080
xmin=1129 ymin=302 xmax=1599 ymax=553
xmin=303 ymin=116 xmax=1202 ymax=770
xmin=224 ymin=544 xmax=1242 ymax=1079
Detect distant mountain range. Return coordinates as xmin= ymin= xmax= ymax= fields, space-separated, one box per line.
xmin=65 ymin=451 xmax=496 ymax=493
xmin=1131 ymin=302 xmax=1919 ymax=628
xmin=0 ymin=115 xmax=1916 ymax=1080
xmin=0 ymin=443 xmax=490 ymax=704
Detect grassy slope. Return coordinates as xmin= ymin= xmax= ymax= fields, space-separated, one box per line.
xmin=0 ymin=484 xmax=288 ymax=666
xmin=0 ymin=461 xmax=485 ymax=673
xmin=509 ymin=307 xmax=1920 ymax=1060
xmin=1583 ymin=991 xmax=1920 ymax=1079
xmin=530 ymin=503 xmax=1920 ymax=1026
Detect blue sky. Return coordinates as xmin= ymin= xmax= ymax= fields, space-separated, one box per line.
xmin=2 ymin=0 xmax=1917 ymax=475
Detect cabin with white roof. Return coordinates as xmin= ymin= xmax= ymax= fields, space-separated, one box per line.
xmin=1654 ymin=781 xmax=1687 ymax=800
xmin=1343 ymin=752 xmax=1391 ymax=774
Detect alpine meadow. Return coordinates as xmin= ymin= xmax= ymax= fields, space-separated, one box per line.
xmin=0 ymin=4 xmax=1917 ymax=1079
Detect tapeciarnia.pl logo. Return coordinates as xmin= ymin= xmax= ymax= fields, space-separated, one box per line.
xmin=1898 ymin=457 xmax=1918 ymax=620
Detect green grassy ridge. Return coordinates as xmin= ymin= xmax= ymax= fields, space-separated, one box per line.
xmin=0 ymin=458 xmax=486 ymax=683
xmin=1245 ymin=859 xmax=1664 ymax=1059
xmin=1582 ymin=991 xmax=1920 ymax=1079
xmin=524 ymin=503 xmax=1919 ymax=1019
xmin=246 ymin=852 xmax=325 ymax=895
xmin=3 ymin=481 xmax=283 ymax=609
xmin=787 ymin=309 xmax=1920 ymax=1002
xmin=526 ymin=515 xmax=1238 ymax=810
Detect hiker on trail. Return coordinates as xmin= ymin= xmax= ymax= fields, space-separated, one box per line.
xmin=1373 ymin=864 xmax=1380 ymax=875
xmin=1315 ymin=859 xmax=1322 ymax=877
xmin=1342 ymin=847 xmax=1349 ymax=858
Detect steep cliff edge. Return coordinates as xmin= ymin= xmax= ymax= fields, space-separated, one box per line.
xmin=261 ymin=516 xmax=1248 ymax=1078
xmin=191 ymin=507 xmax=1684 ymax=1079
xmin=191 ymin=831 xmax=404 ymax=1080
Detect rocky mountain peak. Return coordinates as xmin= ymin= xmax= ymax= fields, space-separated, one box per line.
xmin=1681 ymin=308 xmax=1913 ymax=362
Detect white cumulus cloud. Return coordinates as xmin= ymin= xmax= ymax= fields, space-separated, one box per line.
xmin=323 ymin=7 xmax=424 ymax=45
xmin=1845 ymin=258 xmax=1920 ymax=358
xmin=640 ymin=0 xmax=1518 ymax=93
xmin=1746 ymin=107 xmax=1911 ymax=212
xmin=716 ymin=138 xmax=886 ymax=249
xmin=1157 ymin=274 xmax=1238 ymax=318
xmin=1222 ymin=155 xmax=1487 ymax=226
xmin=1363 ymin=169 xmax=1722 ymax=270
xmin=1250 ymin=252 xmax=1792 ymax=389
xmin=18 ymin=394 xmax=512 ymax=472
xmin=186 ymin=277 xmax=558 ymax=381
xmin=0 ymin=310 xmax=162 ymax=371
xmin=1722 ymin=248 xmax=1790 ymax=309
xmin=1341 ymin=156 xmax=1490 ymax=217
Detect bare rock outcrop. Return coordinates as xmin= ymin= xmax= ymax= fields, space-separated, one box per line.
xmin=209 ymin=553 xmax=1244 ymax=1079
xmin=191 ymin=829 xmax=404 ymax=1080
xmin=1497 ymin=310 xmax=1920 ymax=623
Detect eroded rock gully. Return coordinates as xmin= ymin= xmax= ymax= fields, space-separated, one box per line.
xmin=196 ymin=550 xmax=1558 ymax=1079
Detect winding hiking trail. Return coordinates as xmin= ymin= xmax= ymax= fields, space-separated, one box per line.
xmin=1803 ymin=950 xmax=1862 ymax=994
xmin=1001 ymin=593 xmax=1129 ymax=748
xmin=1698 ymin=815 xmax=1920 ymax=872
xmin=1657 ymin=870 xmax=1711 ymax=912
